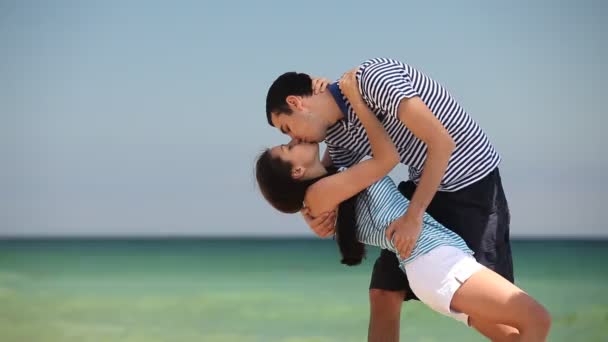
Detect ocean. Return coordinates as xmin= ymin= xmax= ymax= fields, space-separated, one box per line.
xmin=0 ymin=238 xmax=606 ymax=341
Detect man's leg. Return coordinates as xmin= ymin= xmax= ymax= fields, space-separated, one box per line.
xmin=368 ymin=249 xmax=416 ymax=342
xmin=368 ymin=289 xmax=406 ymax=342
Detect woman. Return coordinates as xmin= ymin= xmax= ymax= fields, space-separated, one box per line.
xmin=255 ymin=71 xmax=551 ymax=341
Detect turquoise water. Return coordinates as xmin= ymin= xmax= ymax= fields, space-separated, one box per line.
xmin=0 ymin=239 xmax=607 ymax=341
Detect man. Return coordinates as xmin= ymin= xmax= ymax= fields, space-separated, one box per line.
xmin=265 ymin=58 xmax=515 ymax=341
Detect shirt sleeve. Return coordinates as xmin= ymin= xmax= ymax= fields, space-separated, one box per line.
xmin=358 ymin=61 xmax=419 ymax=119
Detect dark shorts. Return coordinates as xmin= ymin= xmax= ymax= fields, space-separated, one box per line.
xmin=369 ymin=168 xmax=514 ymax=301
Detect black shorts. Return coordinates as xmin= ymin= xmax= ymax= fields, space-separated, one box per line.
xmin=369 ymin=168 xmax=514 ymax=301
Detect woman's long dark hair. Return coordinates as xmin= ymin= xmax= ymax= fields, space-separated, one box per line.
xmin=255 ymin=150 xmax=366 ymax=266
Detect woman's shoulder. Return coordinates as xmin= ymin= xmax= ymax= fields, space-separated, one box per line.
xmin=302 ymin=172 xmax=343 ymax=217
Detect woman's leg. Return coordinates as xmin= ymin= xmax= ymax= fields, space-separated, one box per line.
xmin=451 ymin=267 xmax=551 ymax=341
xmin=469 ymin=317 xmax=520 ymax=341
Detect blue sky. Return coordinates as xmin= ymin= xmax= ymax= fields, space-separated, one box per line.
xmin=1 ymin=0 xmax=606 ymax=237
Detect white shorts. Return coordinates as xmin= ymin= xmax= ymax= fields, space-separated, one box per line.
xmin=404 ymin=245 xmax=484 ymax=325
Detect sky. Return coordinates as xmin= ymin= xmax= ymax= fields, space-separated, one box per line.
xmin=1 ymin=0 xmax=606 ymax=237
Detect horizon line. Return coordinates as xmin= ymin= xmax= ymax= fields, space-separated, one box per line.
xmin=1 ymin=235 xmax=607 ymax=242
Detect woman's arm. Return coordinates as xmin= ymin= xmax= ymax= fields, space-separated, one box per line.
xmin=341 ymin=69 xmax=399 ymax=173
xmin=305 ymin=69 xmax=399 ymax=216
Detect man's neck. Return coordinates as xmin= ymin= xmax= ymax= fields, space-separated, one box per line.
xmin=316 ymin=90 xmax=346 ymax=127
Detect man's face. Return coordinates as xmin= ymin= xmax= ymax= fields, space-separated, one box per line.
xmin=270 ymin=108 xmax=328 ymax=143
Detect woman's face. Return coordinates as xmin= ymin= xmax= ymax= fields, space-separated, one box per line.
xmin=269 ymin=141 xmax=321 ymax=176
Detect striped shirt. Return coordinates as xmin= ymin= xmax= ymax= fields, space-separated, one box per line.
xmin=345 ymin=168 xmax=472 ymax=266
xmin=326 ymin=57 xmax=500 ymax=191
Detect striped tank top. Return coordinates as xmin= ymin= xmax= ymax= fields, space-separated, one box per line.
xmin=346 ymin=170 xmax=473 ymax=266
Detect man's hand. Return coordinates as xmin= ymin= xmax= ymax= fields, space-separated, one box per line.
xmin=301 ymin=207 xmax=336 ymax=238
xmin=385 ymin=211 xmax=423 ymax=259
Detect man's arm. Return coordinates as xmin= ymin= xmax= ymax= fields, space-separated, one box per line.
xmin=383 ymin=97 xmax=454 ymax=258
xmin=358 ymin=60 xmax=454 ymax=258
xmin=396 ymin=97 xmax=454 ymax=219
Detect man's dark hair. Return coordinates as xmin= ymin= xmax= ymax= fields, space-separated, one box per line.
xmin=265 ymin=72 xmax=313 ymax=126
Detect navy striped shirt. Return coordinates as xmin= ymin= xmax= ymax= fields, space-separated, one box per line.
xmin=326 ymin=57 xmax=500 ymax=191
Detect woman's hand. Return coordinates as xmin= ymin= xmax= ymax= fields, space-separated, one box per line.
xmin=338 ymin=68 xmax=363 ymax=105
xmin=301 ymin=207 xmax=336 ymax=238
xmin=311 ymin=77 xmax=331 ymax=95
